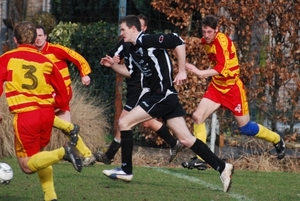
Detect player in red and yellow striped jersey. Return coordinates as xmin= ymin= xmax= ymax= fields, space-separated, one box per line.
xmin=0 ymin=21 xmax=82 ymax=201
xmin=183 ymin=15 xmax=286 ymax=169
xmin=35 ymin=25 xmax=95 ymax=166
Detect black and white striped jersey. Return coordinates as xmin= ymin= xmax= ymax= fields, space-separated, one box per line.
xmin=124 ymin=32 xmax=185 ymax=94
xmin=109 ymin=39 xmax=144 ymax=89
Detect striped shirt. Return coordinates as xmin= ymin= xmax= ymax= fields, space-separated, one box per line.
xmin=40 ymin=42 xmax=91 ymax=89
xmin=201 ymin=32 xmax=240 ymax=94
xmin=0 ymin=44 xmax=68 ymax=113
xmin=124 ymin=32 xmax=185 ymax=94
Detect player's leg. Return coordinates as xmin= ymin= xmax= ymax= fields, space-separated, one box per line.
xmin=53 ymin=115 xmax=79 ymax=145
xmin=229 ymin=81 xmax=286 ymax=159
xmin=37 ymin=166 xmax=57 ymax=201
xmin=182 ymin=122 xmax=208 ymax=170
xmin=143 ymin=119 xmax=183 ymax=163
xmin=94 ymin=109 xmax=129 ymax=164
xmin=235 ymin=115 xmax=286 ymax=159
xmin=14 ymin=108 xmax=82 ymax=200
xmin=15 ymin=109 xmax=82 ymax=173
xmin=56 ymin=110 xmax=95 ymax=166
xmin=103 ymin=106 xmax=152 ymax=182
xmin=182 ymin=97 xmax=220 ymax=170
xmin=94 ymin=87 xmax=149 ymax=164
xmin=166 ymin=116 xmax=234 ymax=192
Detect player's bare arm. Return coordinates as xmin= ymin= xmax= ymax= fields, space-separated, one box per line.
xmin=186 ymin=63 xmax=218 ymax=78
xmin=173 ymin=45 xmax=187 ymax=85
xmin=100 ymin=55 xmax=130 ymax=78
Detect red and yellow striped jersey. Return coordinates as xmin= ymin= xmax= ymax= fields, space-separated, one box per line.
xmin=0 ymin=44 xmax=68 ymax=113
xmin=201 ymin=32 xmax=240 ymax=94
xmin=40 ymin=42 xmax=91 ymax=89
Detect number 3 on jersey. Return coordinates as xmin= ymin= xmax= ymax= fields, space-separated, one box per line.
xmin=22 ymin=65 xmax=38 ymax=90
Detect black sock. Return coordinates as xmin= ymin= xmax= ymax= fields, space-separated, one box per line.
xmin=156 ymin=124 xmax=177 ymax=147
xmin=190 ymin=139 xmax=225 ymax=173
xmin=120 ymin=130 xmax=133 ymax=174
xmin=105 ymin=139 xmax=121 ymax=160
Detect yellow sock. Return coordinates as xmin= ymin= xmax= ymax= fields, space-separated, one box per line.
xmin=38 ymin=166 xmax=57 ymax=201
xmin=53 ymin=116 xmax=74 ymax=132
xmin=194 ymin=123 xmax=207 ymax=160
xmin=255 ymin=124 xmax=280 ymax=144
xmin=73 ymin=135 xmax=92 ymax=157
xmin=27 ymin=148 xmax=65 ymax=172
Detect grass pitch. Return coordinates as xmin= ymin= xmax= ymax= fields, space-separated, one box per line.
xmin=0 ymin=157 xmax=299 ymax=201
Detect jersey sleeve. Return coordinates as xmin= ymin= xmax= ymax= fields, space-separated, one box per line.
xmin=108 ymin=38 xmax=124 ymax=57
xmin=52 ymin=44 xmax=91 ymax=77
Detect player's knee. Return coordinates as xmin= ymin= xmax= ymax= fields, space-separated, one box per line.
xmin=239 ymin=121 xmax=259 ymax=136
xmin=192 ymin=112 xmax=204 ymax=124
xmin=177 ymin=134 xmax=195 ymax=148
xmin=118 ymin=119 xmax=125 ymax=130
xmin=118 ymin=118 xmax=131 ymax=130
xmin=19 ymin=164 xmax=34 ymax=174
xmin=22 ymin=168 xmax=34 ymax=174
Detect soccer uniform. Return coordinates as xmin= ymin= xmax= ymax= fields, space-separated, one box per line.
xmin=201 ymin=32 xmax=249 ymax=116
xmin=0 ymin=44 xmax=68 ymax=157
xmin=39 ymin=42 xmax=91 ymax=110
xmin=110 ymin=39 xmax=149 ymax=111
xmin=123 ymin=32 xmax=186 ymax=120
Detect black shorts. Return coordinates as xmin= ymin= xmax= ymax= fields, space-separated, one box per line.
xmin=139 ymin=89 xmax=185 ymax=121
xmin=124 ymin=87 xmax=150 ymax=111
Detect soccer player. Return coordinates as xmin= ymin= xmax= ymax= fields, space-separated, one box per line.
xmin=100 ymin=15 xmax=233 ymax=192
xmin=0 ymin=21 xmax=82 ymax=201
xmin=184 ymin=14 xmax=286 ymax=164
xmin=35 ymin=25 xmax=95 ymax=166
xmin=95 ymin=14 xmax=183 ymax=165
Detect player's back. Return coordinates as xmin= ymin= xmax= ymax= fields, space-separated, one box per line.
xmin=0 ymin=45 xmax=56 ymax=113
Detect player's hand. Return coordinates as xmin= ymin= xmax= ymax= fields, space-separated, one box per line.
xmin=81 ymin=75 xmax=91 ymax=86
xmin=185 ymin=63 xmax=198 ymax=74
xmin=113 ymin=55 xmax=120 ymax=64
xmin=173 ymin=70 xmax=187 ymax=85
xmin=100 ymin=55 xmax=114 ymax=67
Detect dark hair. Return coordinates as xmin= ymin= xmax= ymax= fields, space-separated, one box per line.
xmin=119 ymin=15 xmax=141 ymax=32
xmin=137 ymin=14 xmax=148 ymax=27
xmin=14 ymin=21 xmax=37 ymax=44
xmin=35 ymin=24 xmax=47 ymax=35
xmin=202 ymin=15 xmax=219 ymax=29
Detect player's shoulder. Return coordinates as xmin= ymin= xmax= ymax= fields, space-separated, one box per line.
xmin=47 ymin=43 xmax=74 ymax=55
xmin=48 ymin=42 xmax=66 ymax=49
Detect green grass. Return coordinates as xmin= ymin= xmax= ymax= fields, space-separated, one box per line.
xmin=0 ymin=157 xmax=300 ymax=201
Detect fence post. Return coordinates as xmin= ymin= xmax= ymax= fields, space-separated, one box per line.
xmin=210 ymin=112 xmax=217 ymax=153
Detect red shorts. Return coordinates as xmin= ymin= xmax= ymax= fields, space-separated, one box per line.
xmin=14 ymin=107 xmax=55 ymax=157
xmin=203 ymin=79 xmax=249 ymax=116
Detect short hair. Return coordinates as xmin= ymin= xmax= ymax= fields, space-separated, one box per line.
xmin=202 ymin=15 xmax=219 ymax=29
xmin=137 ymin=14 xmax=148 ymax=27
xmin=14 ymin=21 xmax=37 ymax=44
xmin=119 ymin=15 xmax=141 ymax=32
xmin=36 ymin=24 xmax=47 ymax=35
